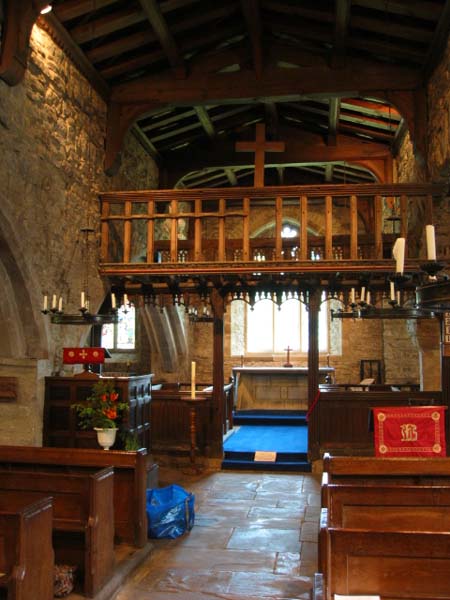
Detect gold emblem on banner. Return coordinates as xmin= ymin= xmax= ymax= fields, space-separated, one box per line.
xmin=400 ymin=423 xmax=418 ymax=442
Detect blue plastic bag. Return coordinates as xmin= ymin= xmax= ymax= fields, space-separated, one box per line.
xmin=146 ymin=484 xmax=195 ymax=539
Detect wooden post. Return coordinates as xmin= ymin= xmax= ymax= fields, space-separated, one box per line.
xmin=275 ymin=196 xmax=283 ymax=260
xmin=146 ymin=199 xmax=154 ymax=263
xmin=350 ymin=194 xmax=358 ymax=259
xmin=100 ymin=201 xmax=110 ymax=262
xmin=194 ymin=198 xmax=202 ymax=261
xmin=123 ymin=200 xmax=132 ymax=263
xmin=218 ymin=198 xmax=226 ymax=261
xmin=325 ymin=195 xmax=333 ymax=259
xmin=307 ymin=288 xmax=321 ymax=460
xmin=300 ymin=195 xmax=308 ymax=260
xmin=374 ymin=194 xmax=383 ymax=260
xmin=243 ymin=197 xmax=250 ymax=261
xmin=210 ymin=289 xmax=225 ymax=458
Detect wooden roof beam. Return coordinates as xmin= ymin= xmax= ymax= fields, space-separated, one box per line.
xmin=194 ymin=106 xmax=216 ymax=139
xmin=422 ymin=0 xmax=450 ymax=80
xmin=53 ymin=0 xmax=117 ymax=22
xmin=240 ymin=0 xmax=263 ymax=78
xmin=332 ymin=0 xmax=351 ymax=68
xmin=137 ymin=0 xmax=186 ymax=76
xmin=70 ymin=7 xmax=146 ymax=45
xmin=111 ymin=60 xmax=421 ymax=105
xmin=328 ymin=97 xmax=340 ymax=146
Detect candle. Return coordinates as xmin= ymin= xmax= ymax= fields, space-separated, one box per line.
xmin=111 ymin=293 xmax=117 ymax=309
xmin=396 ymin=290 xmax=401 ymax=305
xmin=191 ymin=361 xmax=196 ymax=399
xmin=393 ymin=237 xmax=405 ymax=274
xmin=360 ymin=286 xmax=366 ymax=303
xmin=124 ymin=293 xmax=128 ymax=307
xmin=366 ymin=291 xmax=371 ymax=305
xmin=58 ymin=296 xmax=63 ymax=312
xmin=426 ymin=225 xmax=436 ymax=261
xmin=81 ymin=291 xmax=85 ymax=308
xmin=390 ymin=281 xmax=395 ymax=301
xmin=350 ymin=288 xmax=355 ymax=304
xmin=52 ymin=294 xmax=57 ymax=310
xmin=43 ymin=295 xmax=48 ymax=312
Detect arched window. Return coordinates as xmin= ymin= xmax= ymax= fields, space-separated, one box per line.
xmin=101 ymin=303 xmax=136 ymax=351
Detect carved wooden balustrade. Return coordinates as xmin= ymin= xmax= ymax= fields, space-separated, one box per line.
xmin=99 ymin=183 xmax=445 ymax=281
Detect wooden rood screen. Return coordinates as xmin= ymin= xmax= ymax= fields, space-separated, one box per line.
xmin=99 ymin=183 xmax=443 ymax=273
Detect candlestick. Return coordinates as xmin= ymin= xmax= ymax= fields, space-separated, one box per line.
xmin=360 ymin=286 xmax=366 ymax=304
xmin=393 ymin=237 xmax=405 ymax=274
xmin=191 ymin=361 xmax=196 ymax=399
xmin=43 ymin=295 xmax=48 ymax=312
xmin=350 ymin=288 xmax=355 ymax=304
xmin=58 ymin=297 xmax=63 ymax=312
xmin=52 ymin=294 xmax=57 ymax=310
xmin=390 ymin=281 xmax=395 ymax=301
xmin=111 ymin=293 xmax=116 ymax=309
xmin=81 ymin=291 xmax=85 ymax=308
xmin=426 ymin=225 xmax=436 ymax=261
xmin=366 ymin=291 xmax=371 ymax=305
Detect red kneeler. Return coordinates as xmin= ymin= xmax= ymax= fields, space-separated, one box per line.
xmin=372 ymin=406 xmax=447 ymax=457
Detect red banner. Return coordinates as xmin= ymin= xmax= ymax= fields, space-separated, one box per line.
xmin=373 ymin=406 xmax=447 ymax=457
xmin=63 ymin=348 xmax=105 ymax=364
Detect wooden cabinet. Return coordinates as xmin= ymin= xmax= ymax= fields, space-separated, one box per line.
xmin=44 ymin=374 xmax=153 ymax=451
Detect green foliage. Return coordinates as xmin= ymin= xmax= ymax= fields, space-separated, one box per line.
xmin=120 ymin=431 xmax=141 ymax=451
xmin=72 ymin=379 xmax=128 ymax=430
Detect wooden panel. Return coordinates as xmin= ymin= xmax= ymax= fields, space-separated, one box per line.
xmin=325 ymin=195 xmax=332 ymax=259
xmin=146 ymin=199 xmax=155 ymax=263
xmin=300 ymin=195 xmax=308 ymax=260
xmin=0 ymin=377 xmax=17 ymax=402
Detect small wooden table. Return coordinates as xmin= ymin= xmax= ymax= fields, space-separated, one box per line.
xmin=180 ymin=394 xmax=210 ymax=472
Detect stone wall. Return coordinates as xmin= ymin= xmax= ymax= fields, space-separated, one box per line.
xmin=0 ymin=23 xmax=157 ymax=444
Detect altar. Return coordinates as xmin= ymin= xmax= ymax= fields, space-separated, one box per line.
xmin=232 ymin=366 xmax=334 ymax=411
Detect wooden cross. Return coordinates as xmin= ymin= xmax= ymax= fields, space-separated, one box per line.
xmin=235 ymin=123 xmax=285 ymax=187
xmin=283 ymin=345 xmax=293 ymax=368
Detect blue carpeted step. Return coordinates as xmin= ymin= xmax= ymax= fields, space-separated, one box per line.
xmin=221 ymin=458 xmax=312 ymax=472
xmin=233 ymin=410 xmax=307 ymax=426
xmin=222 ymin=421 xmax=311 ymax=472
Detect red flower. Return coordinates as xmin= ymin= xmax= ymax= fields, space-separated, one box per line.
xmin=101 ymin=394 xmax=108 ymax=402
xmin=104 ymin=408 xmax=117 ymax=420
xmin=110 ymin=393 xmax=119 ymax=402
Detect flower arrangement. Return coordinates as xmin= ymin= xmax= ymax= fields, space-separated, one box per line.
xmin=73 ymin=379 xmax=128 ymax=430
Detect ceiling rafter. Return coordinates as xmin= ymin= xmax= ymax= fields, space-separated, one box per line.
xmin=328 ymin=98 xmax=341 ymax=146
xmin=332 ymin=0 xmax=351 ymax=68
xmin=194 ymin=106 xmax=216 ymax=138
xmin=240 ymin=0 xmax=263 ymax=77
xmin=137 ymin=0 xmax=185 ymax=75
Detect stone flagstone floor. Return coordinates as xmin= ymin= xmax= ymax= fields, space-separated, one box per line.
xmin=111 ymin=466 xmax=321 ymax=600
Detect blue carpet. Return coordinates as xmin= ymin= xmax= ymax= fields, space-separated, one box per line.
xmin=222 ymin=414 xmax=311 ymax=472
xmin=223 ymin=425 xmax=307 ymax=453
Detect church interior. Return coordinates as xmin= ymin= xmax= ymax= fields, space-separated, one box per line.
xmin=2 ymin=1 xmax=450 ymax=599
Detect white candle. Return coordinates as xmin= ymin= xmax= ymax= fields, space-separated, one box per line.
xmin=393 ymin=237 xmax=405 ymax=274
xmin=124 ymin=293 xmax=128 ymax=307
xmin=43 ymin=295 xmax=48 ymax=311
xmin=52 ymin=294 xmax=57 ymax=310
xmin=360 ymin=286 xmax=366 ymax=303
xmin=81 ymin=291 xmax=85 ymax=308
xmin=396 ymin=291 xmax=401 ymax=305
xmin=58 ymin=296 xmax=63 ymax=312
xmin=111 ymin=293 xmax=116 ymax=309
xmin=191 ymin=361 xmax=196 ymax=399
xmin=366 ymin=291 xmax=371 ymax=305
xmin=350 ymin=288 xmax=355 ymax=304
xmin=390 ymin=281 xmax=395 ymax=301
xmin=426 ymin=225 xmax=436 ymax=261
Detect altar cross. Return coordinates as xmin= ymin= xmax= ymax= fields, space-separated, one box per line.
xmin=283 ymin=345 xmax=293 ymax=368
xmin=235 ymin=123 xmax=285 ymax=187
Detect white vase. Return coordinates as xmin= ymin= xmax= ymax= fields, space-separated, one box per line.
xmin=94 ymin=427 xmax=118 ymax=450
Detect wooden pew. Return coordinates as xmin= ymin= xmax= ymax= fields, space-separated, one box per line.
xmin=319 ymin=454 xmax=450 ymax=599
xmin=0 ymin=445 xmax=157 ymax=547
xmin=327 ymin=528 xmax=450 ymax=599
xmin=0 ymin=466 xmax=114 ymax=598
xmin=0 ymin=494 xmax=53 ymax=600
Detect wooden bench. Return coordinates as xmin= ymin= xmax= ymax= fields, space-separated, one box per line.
xmin=0 ymin=493 xmax=53 ymax=600
xmin=0 ymin=445 xmax=157 ymax=547
xmin=318 ymin=454 xmax=450 ymax=599
xmin=0 ymin=466 xmax=114 ymax=598
xmin=326 ymin=528 xmax=450 ymax=599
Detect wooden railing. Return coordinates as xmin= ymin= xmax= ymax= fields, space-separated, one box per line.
xmin=99 ymin=183 xmax=445 ymax=274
